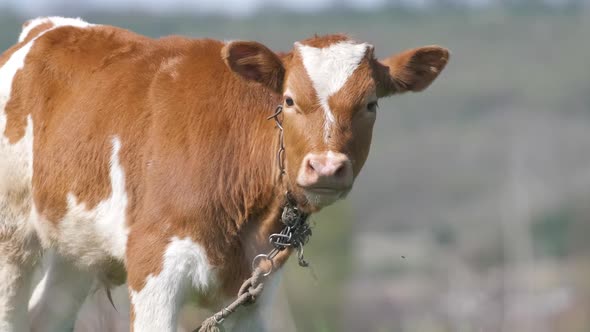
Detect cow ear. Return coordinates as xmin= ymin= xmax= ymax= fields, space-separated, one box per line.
xmin=376 ymin=46 xmax=449 ymax=97
xmin=222 ymin=41 xmax=285 ymax=93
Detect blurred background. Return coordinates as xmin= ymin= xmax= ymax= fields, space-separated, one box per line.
xmin=2 ymin=0 xmax=590 ymax=331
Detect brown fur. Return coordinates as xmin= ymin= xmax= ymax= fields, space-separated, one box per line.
xmin=1 ymin=20 xmax=449 ymax=328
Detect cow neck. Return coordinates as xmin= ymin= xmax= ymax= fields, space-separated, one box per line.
xmin=194 ymin=104 xmax=312 ymax=331
xmin=229 ymin=101 xmax=290 ymax=256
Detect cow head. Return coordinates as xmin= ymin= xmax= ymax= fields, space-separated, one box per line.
xmin=223 ymin=35 xmax=449 ymax=212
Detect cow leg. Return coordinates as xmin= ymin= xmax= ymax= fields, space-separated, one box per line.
xmin=128 ymin=281 xmax=185 ymax=332
xmin=0 ymin=257 xmax=36 ymax=332
xmin=0 ymin=205 xmax=40 ymax=332
xmin=0 ymin=233 xmax=39 ymax=332
xmin=127 ymin=234 xmax=217 ymax=332
xmin=29 ymin=251 xmax=94 ymax=332
xmin=127 ymin=246 xmax=190 ymax=332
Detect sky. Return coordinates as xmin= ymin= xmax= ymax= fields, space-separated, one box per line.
xmin=0 ymin=0 xmax=497 ymax=16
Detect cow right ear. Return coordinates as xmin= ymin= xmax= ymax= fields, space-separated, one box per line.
xmin=222 ymin=41 xmax=285 ymax=93
xmin=376 ymin=46 xmax=449 ymax=97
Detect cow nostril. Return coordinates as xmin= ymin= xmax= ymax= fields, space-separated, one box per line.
xmin=306 ymin=158 xmax=317 ymax=173
xmin=334 ymin=163 xmax=346 ymax=178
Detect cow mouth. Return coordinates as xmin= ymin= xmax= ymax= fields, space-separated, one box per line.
xmin=303 ymin=186 xmax=350 ymax=195
xmin=298 ymin=185 xmax=352 ymax=209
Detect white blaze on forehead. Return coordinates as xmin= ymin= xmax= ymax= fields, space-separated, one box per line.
xmin=296 ymin=41 xmax=369 ymax=142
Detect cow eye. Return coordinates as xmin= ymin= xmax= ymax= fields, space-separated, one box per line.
xmin=285 ymin=97 xmax=294 ymax=107
xmin=367 ymin=101 xmax=378 ymax=112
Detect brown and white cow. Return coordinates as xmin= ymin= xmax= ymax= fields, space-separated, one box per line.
xmin=0 ymin=16 xmax=449 ymax=331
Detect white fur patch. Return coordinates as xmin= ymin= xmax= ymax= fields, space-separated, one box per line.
xmin=130 ymin=237 xmax=215 ymax=332
xmin=18 ymin=17 xmax=49 ymax=43
xmin=295 ymin=41 xmax=369 ymax=142
xmin=0 ymin=19 xmax=41 ymax=238
xmin=55 ymin=137 xmax=129 ymax=262
xmin=18 ymin=16 xmax=92 ymax=43
xmin=0 ymin=115 xmax=33 ymax=205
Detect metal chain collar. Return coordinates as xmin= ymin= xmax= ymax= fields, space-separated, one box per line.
xmin=253 ymin=105 xmax=312 ymax=275
xmin=252 ymin=193 xmax=311 ymax=276
xmin=267 ymin=104 xmax=285 ymax=176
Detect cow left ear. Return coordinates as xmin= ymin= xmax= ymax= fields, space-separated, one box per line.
xmin=376 ymin=46 xmax=449 ymax=97
xmin=222 ymin=41 xmax=285 ymax=93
